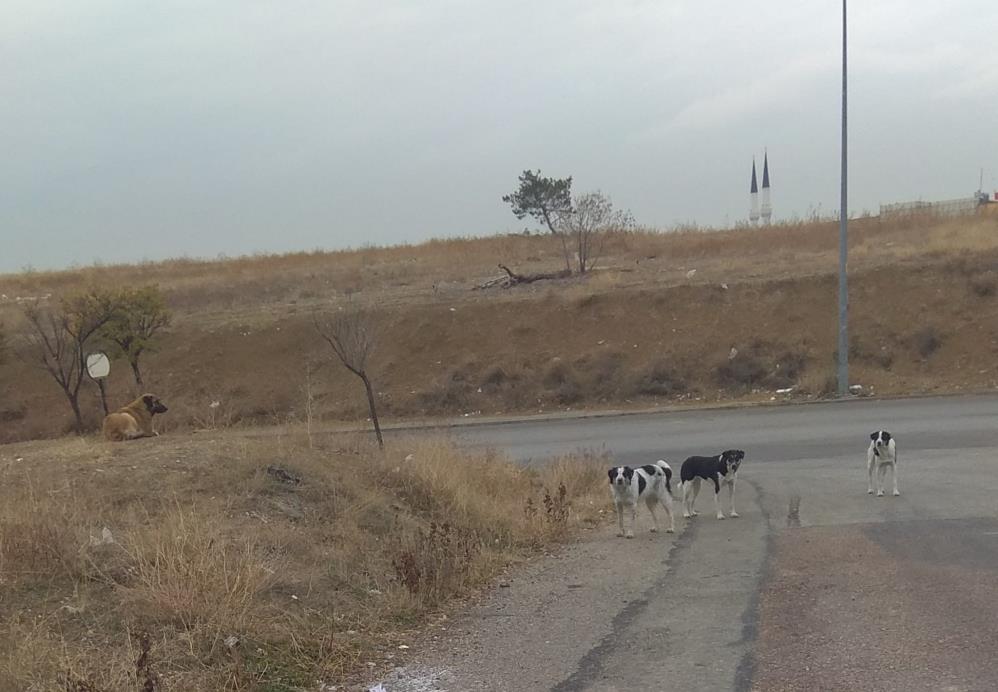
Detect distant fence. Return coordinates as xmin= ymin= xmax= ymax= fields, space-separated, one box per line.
xmin=879 ymin=197 xmax=980 ymax=219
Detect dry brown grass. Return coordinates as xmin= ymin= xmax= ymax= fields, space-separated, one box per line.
xmin=0 ymin=433 xmax=607 ymax=690
xmin=2 ymin=212 xmax=998 ymax=444
xmin=3 ymin=214 xmax=996 ymax=324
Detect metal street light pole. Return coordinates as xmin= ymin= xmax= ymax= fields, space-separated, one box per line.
xmin=837 ymin=0 xmax=849 ymax=397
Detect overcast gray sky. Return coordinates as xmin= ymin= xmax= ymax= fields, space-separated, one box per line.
xmin=2 ymin=1 xmax=996 ymax=272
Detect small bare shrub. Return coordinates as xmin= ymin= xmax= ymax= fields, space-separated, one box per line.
xmin=769 ymin=351 xmax=808 ymax=389
xmin=577 ymin=350 xmax=625 ymax=399
xmin=552 ymin=380 xmax=583 ymax=405
xmin=969 ymin=271 xmax=997 ymax=297
xmin=632 ymin=361 xmax=687 ymax=397
xmin=417 ymin=371 xmax=475 ymax=414
xmin=717 ymin=345 xmax=807 ymax=391
xmin=479 ymin=364 xmax=520 ymax=395
xmin=912 ymin=326 xmax=943 ymax=358
xmin=543 ymin=361 xmax=583 ymax=404
xmin=543 ymin=483 xmax=569 ymax=526
xmin=391 ymin=522 xmax=481 ymax=604
xmin=716 ymin=353 xmax=769 ymax=390
xmin=0 ymin=401 xmax=26 ymax=423
xmin=190 ymin=398 xmax=241 ymax=430
xmin=849 ymin=336 xmax=894 ymax=370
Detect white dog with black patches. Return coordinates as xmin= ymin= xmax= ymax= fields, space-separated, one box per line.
xmin=867 ymin=430 xmax=899 ymax=496
xmin=607 ymin=461 xmax=676 ymax=538
xmin=679 ymin=449 xmax=745 ymax=520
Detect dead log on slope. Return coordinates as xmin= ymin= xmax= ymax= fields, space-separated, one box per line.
xmin=473 ymin=264 xmax=573 ymax=290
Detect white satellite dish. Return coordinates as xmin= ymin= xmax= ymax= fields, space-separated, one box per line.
xmin=86 ymin=352 xmax=110 ymax=379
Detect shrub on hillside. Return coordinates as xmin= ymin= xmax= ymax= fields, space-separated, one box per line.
xmin=418 ymin=379 xmax=472 ymax=415
xmin=479 ymin=364 xmax=517 ymax=394
xmin=632 ymin=360 xmax=687 ymax=397
xmin=542 ymin=360 xmax=583 ymax=405
xmin=912 ymin=326 xmax=943 ymax=359
xmin=572 ymin=350 xmax=626 ymax=400
xmin=716 ymin=345 xmax=808 ymax=391
xmin=768 ymin=351 xmax=808 ymax=389
xmin=716 ymin=352 xmax=769 ymax=390
xmin=969 ymin=271 xmax=997 ymax=298
xmin=848 ymin=336 xmax=894 ymax=370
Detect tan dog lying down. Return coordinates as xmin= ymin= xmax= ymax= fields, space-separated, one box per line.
xmin=102 ymin=394 xmax=168 ymax=441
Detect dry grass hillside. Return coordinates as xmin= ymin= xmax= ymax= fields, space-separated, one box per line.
xmin=0 ymin=432 xmax=607 ymax=690
xmin=2 ymin=213 xmax=998 ymax=442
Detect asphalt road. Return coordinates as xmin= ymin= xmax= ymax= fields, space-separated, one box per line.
xmin=424 ymin=395 xmax=998 ymax=691
xmin=453 ymin=395 xmax=998 ymax=466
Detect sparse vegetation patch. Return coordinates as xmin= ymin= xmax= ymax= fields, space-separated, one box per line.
xmin=0 ymin=434 xmax=607 ymax=690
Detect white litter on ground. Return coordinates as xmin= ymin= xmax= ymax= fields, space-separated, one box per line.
xmin=366 ymin=666 xmax=453 ymax=692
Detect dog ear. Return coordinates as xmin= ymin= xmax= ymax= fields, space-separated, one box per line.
xmin=608 ymin=468 xmax=617 ymax=481
xmin=882 ymin=431 xmax=891 ymax=442
xmin=623 ymin=467 xmax=634 ymax=479
xmin=870 ymin=432 xmax=878 ymax=441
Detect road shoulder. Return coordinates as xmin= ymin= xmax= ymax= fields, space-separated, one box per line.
xmin=371 ymin=482 xmax=768 ymax=692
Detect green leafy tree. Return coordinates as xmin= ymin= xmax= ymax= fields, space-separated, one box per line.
xmin=503 ymin=169 xmax=574 ymax=270
xmin=101 ymin=286 xmax=171 ymax=389
xmin=20 ymin=291 xmax=119 ymax=432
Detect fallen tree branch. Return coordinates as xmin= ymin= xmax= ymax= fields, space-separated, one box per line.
xmin=498 ymin=264 xmax=572 ymax=284
xmin=473 ymin=264 xmax=574 ymax=290
xmin=472 ymin=276 xmax=509 ymax=290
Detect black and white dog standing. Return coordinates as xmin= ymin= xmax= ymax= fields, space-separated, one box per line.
xmin=679 ymin=450 xmax=745 ymax=520
xmin=608 ymin=460 xmax=676 ymax=538
xmin=867 ymin=430 xmax=899 ymax=497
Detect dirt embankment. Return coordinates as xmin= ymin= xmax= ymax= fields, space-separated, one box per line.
xmin=2 ymin=252 xmax=998 ymax=443
xmin=3 ymin=213 xmax=998 ymax=443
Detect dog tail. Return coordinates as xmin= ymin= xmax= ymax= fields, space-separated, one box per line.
xmin=655 ymin=460 xmax=674 ymax=496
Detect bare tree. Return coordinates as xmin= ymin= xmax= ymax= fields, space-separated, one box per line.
xmin=20 ymin=291 xmax=118 ymax=433
xmin=313 ymin=310 xmax=384 ymax=449
xmin=557 ymin=191 xmax=635 ymax=274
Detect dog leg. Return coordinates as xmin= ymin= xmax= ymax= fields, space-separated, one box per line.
xmin=876 ymin=464 xmax=887 ymax=497
xmin=728 ymin=479 xmax=739 ymax=518
xmin=712 ymin=477 xmax=725 ymax=520
xmin=892 ymin=461 xmax=900 ymax=496
xmin=615 ymin=502 xmax=625 ymax=537
xmin=627 ymin=504 xmax=636 ymax=538
xmin=690 ymin=478 xmax=701 ymax=517
xmin=647 ymin=497 xmax=659 ymax=532
xmin=660 ymin=494 xmax=675 ymax=533
xmin=867 ymin=452 xmax=875 ymax=494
